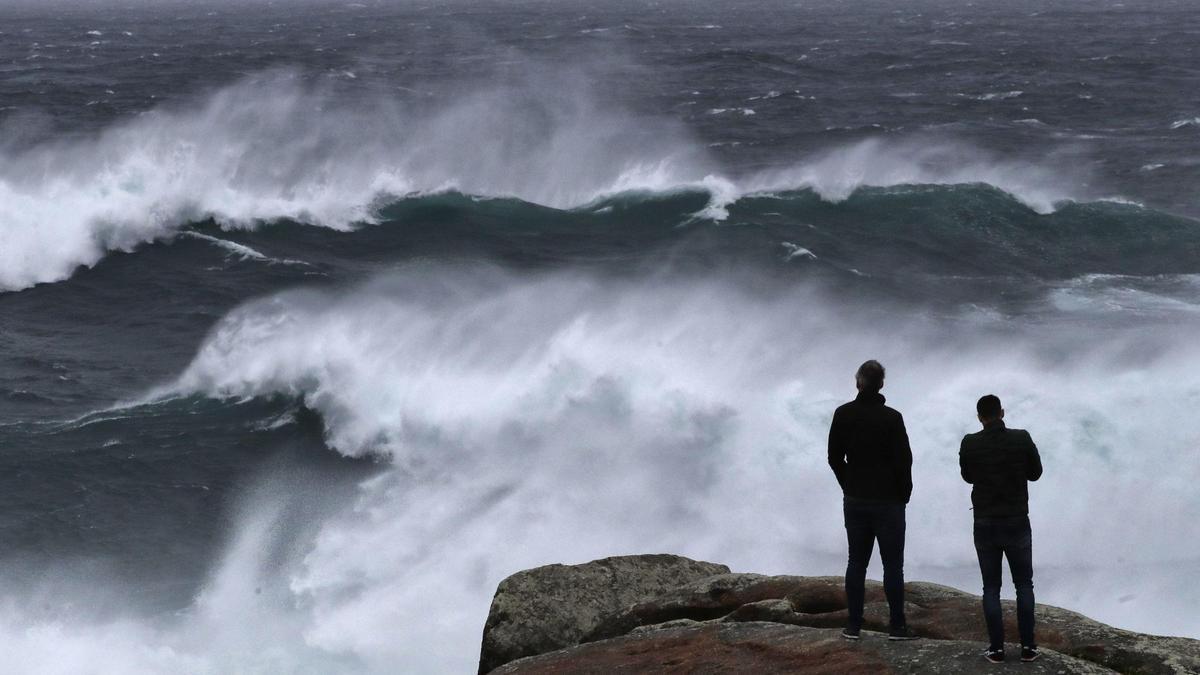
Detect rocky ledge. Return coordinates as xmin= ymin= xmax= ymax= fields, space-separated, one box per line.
xmin=478 ymin=554 xmax=1200 ymax=674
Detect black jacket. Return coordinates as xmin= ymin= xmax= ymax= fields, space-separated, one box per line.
xmin=828 ymin=392 xmax=913 ymax=503
xmin=959 ymin=421 xmax=1043 ymax=517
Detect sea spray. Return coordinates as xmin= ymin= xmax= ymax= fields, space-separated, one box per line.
xmin=146 ymin=266 xmax=1200 ymax=669
xmin=0 ymin=67 xmax=1090 ymax=293
xmin=4 ymin=2 xmax=1200 ymax=671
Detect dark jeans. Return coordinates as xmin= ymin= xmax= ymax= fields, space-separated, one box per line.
xmin=843 ymin=497 xmax=906 ymax=630
xmin=974 ymin=515 xmax=1036 ymax=649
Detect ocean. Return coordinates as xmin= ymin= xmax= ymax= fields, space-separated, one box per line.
xmin=2 ymin=0 xmax=1199 ymax=671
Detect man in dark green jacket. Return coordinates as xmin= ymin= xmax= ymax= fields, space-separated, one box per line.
xmin=959 ymin=394 xmax=1043 ymax=664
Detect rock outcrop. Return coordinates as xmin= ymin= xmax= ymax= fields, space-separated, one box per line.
xmin=479 ymin=555 xmax=1200 ymax=674
xmin=493 ymin=622 xmax=1114 ymax=674
xmin=477 ymin=554 xmax=730 ymax=674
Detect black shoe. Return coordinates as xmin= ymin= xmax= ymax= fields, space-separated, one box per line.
xmin=984 ymin=647 xmax=1005 ymax=664
xmin=888 ymin=624 xmax=919 ymax=640
xmin=1021 ymin=645 xmax=1040 ymax=662
xmin=841 ymin=626 xmax=861 ymax=640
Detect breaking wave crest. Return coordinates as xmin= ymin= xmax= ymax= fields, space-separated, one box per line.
xmin=127 ymin=266 xmax=1200 ymax=670
xmin=6 ymin=263 xmax=1200 ymax=672
xmin=1 ymin=69 xmax=1091 ymax=293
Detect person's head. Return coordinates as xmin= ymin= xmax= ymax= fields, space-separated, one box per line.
xmin=976 ymin=394 xmax=1004 ymax=426
xmin=855 ymin=360 xmax=885 ymax=393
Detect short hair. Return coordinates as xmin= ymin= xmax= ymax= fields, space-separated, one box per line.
xmin=855 ymin=360 xmax=885 ymax=393
xmin=977 ymin=394 xmax=1002 ymax=419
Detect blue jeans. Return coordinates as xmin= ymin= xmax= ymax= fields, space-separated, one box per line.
xmin=974 ymin=515 xmax=1035 ymax=649
xmin=844 ymin=497 xmax=906 ymax=629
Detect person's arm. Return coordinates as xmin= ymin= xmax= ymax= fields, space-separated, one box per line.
xmin=1025 ymin=431 xmax=1043 ymax=481
xmin=959 ymin=437 xmax=974 ymax=484
xmin=827 ymin=410 xmax=848 ymax=490
xmin=893 ymin=413 xmax=914 ymax=503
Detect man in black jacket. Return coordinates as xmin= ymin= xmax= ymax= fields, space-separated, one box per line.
xmin=959 ymin=394 xmax=1044 ymax=664
xmin=828 ymin=360 xmax=917 ymax=641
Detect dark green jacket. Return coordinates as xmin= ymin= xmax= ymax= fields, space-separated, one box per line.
xmin=959 ymin=421 xmax=1043 ymax=517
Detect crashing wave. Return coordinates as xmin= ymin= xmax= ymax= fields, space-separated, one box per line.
xmin=136 ymin=265 xmax=1200 ymax=670
xmin=1 ymin=70 xmax=1090 ymax=293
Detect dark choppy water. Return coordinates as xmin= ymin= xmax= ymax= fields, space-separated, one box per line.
xmin=2 ymin=0 xmax=1199 ymax=671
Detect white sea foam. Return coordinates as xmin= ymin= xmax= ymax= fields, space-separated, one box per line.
xmin=6 ymin=268 xmax=1200 ymax=670
xmin=968 ymin=90 xmax=1023 ymax=101
xmin=0 ymin=69 xmax=708 ymax=292
xmin=1048 ymin=273 xmax=1200 ymax=315
xmin=0 ymin=470 xmax=363 ymax=674
xmin=158 ymin=269 xmax=1200 ymax=668
xmin=781 ymin=241 xmax=817 ymax=260
xmin=1097 ymin=196 xmax=1145 ymax=207
xmin=1 ymin=70 xmax=1091 ymax=293
xmin=714 ymin=137 xmax=1080 ymax=215
xmin=707 ymin=107 xmax=756 ymax=116
xmin=181 ymin=232 xmax=309 ymax=266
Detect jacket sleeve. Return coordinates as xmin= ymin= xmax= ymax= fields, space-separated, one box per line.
xmin=1025 ymin=431 xmax=1043 ymax=481
xmin=827 ymin=409 xmax=848 ymax=490
xmin=959 ymin=437 xmax=973 ymax=484
xmin=893 ymin=413 xmax=914 ymax=503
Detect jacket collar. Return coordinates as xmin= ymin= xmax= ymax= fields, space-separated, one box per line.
xmin=855 ymin=391 xmax=886 ymax=405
